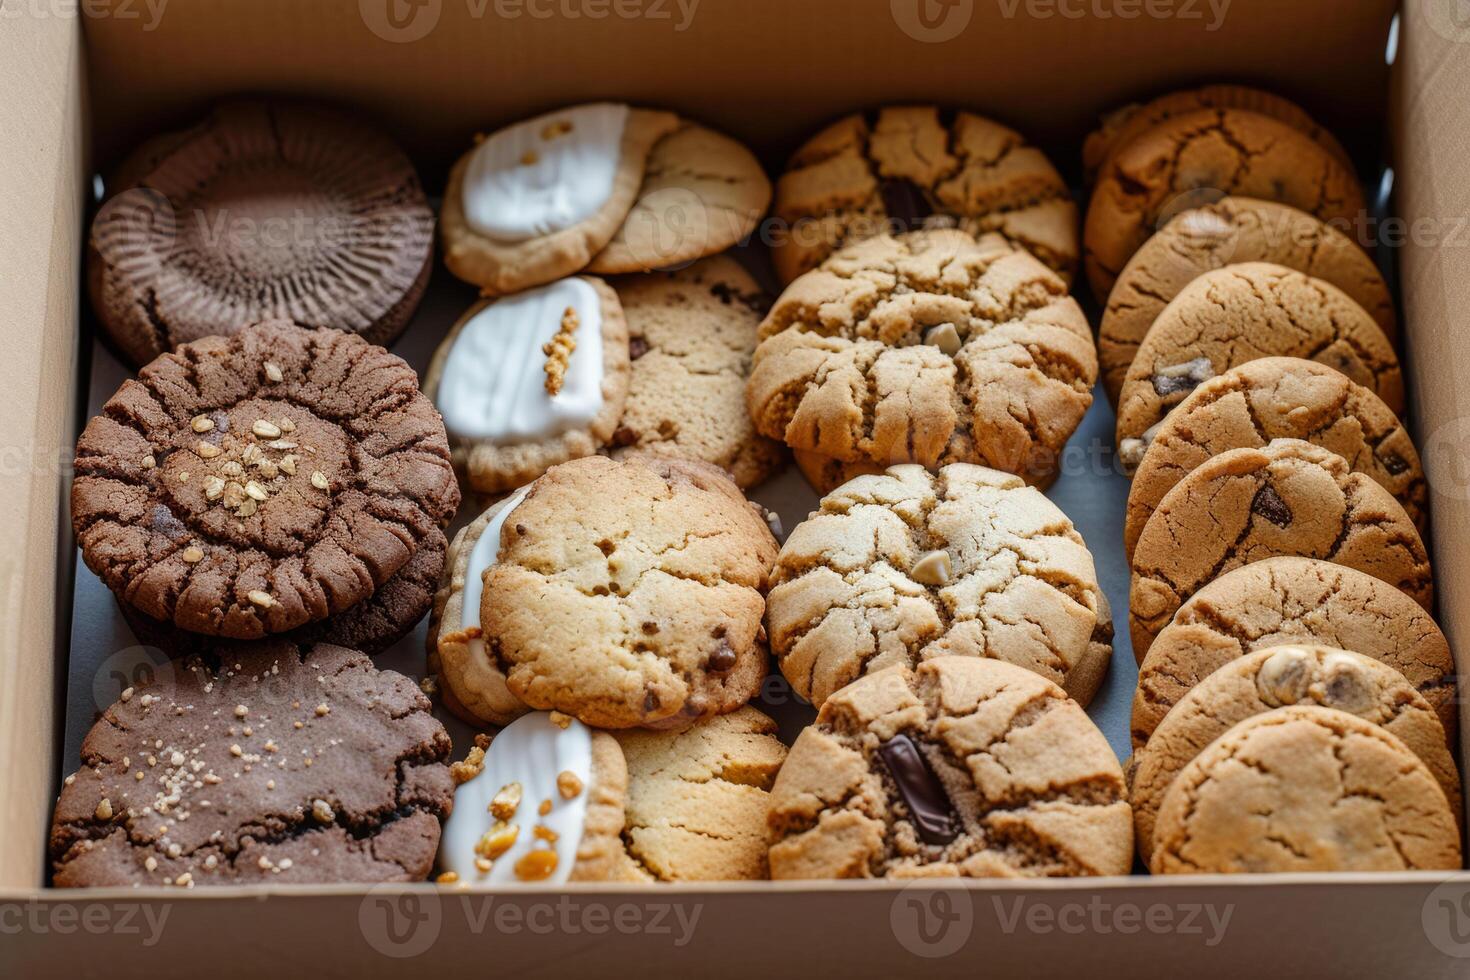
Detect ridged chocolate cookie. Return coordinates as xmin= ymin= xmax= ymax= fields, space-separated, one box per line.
xmin=1131 ymin=557 xmax=1456 ymax=747
xmin=1150 ymin=706 xmax=1461 ymax=874
xmin=50 ymin=642 xmax=453 ymax=888
xmin=72 ymin=322 xmax=460 ymax=639
xmin=748 ymin=230 xmax=1096 ymax=485
xmin=767 ymin=659 xmax=1132 ymax=879
xmin=1124 ymin=357 xmax=1425 ymax=557
xmin=767 ymin=464 xmax=1111 ymax=708
xmin=1115 ymin=263 xmax=1402 ymax=463
xmin=1129 ymin=440 xmax=1432 ymax=658
xmin=1131 ymin=646 xmax=1460 ymax=863
xmin=1099 ymin=198 xmax=1394 ymax=401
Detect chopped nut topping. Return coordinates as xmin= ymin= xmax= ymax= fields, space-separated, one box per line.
xmin=923 ymin=322 xmax=962 ymax=356
xmin=95 ymin=799 xmax=113 ymax=821
xmin=246 ymin=590 xmax=275 ymax=609
xmin=490 ymin=781 xmax=524 ymax=821
xmin=315 ymin=703 xmax=330 ymax=717
xmin=265 ymin=440 xmax=297 ymax=451
xmin=475 ymin=822 xmax=520 ymax=860
xmin=279 ymin=455 xmax=298 ymax=476
xmin=542 ymin=306 xmax=579 ymax=396
xmin=312 ymin=799 xmax=335 ymax=823
xmin=548 ymin=711 xmax=573 ymax=730
xmin=513 ymin=848 xmax=558 ymax=881
xmin=264 ymin=361 xmax=284 ymax=383
xmin=475 ymin=857 xmax=493 ymax=873
xmin=196 ymin=441 xmax=222 ymax=459
xmin=910 ymin=549 xmax=953 ymax=587
xmin=520 ymin=150 xmax=540 ymax=166
xmin=181 ymin=547 xmax=204 ymax=564
xmin=236 ymin=498 xmax=258 ymax=519
xmin=141 ymin=454 xmax=156 ymax=469
xmin=538 ymin=799 xmax=552 ymax=817
xmin=278 ymin=418 xmax=296 ymax=434
xmin=541 ymin=119 xmax=574 ymax=139
xmin=244 ymin=481 xmax=269 ymax=502
xmin=310 ymin=471 xmax=330 ymax=491
xmin=252 ymin=419 xmax=282 ymax=439
xmin=190 ymin=415 xmax=214 ymax=433
xmin=556 ymin=770 xmax=583 ymax=800
xmin=203 ymin=476 xmax=226 ymax=500
xmin=533 ymin=825 xmax=559 ymax=844
xmin=436 ymin=871 xmax=459 ymax=885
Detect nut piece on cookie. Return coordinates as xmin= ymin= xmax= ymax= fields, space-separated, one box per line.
xmin=768 ymin=659 xmax=1132 ymax=879
xmin=747 ymin=230 xmax=1097 ymax=486
xmin=767 ymin=463 xmax=1111 ymax=708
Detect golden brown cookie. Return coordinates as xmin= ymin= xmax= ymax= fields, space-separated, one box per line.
xmin=1099 ymin=197 xmax=1394 ymax=401
xmin=1150 ymin=706 xmax=1461 ymax=874
xmin=1131 ymin=646 xmax=1461 ymax=863
xmin=768 ymin=659 xmax=1132 ymax=879
xmin=1084 ymin=108 xmax=1365 ymax=299
xmin=791 ymin=450 xmax=887 ymax=497
xmin=748 ymin=230 xmax=1096 ymax=485
xmin=1124 ymin=357 xmax=1425 ymax=558
xmin=767 ymin=464 xmax=1111 ymax=708
xmin=771 ymin=106 xmax=1076 ymax=284
xmin=1115 ymin=263 xmax=1402 ymax=464
xmin=1131 ymin=557 xmax=1456 ymax=747
xmin=1129 ymin=440 xmax=1432 ymax=659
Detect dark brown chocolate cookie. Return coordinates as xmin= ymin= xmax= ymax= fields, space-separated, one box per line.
xmin=88 ymin=100 xmax=434 ymax=365
xmin=120 ymin=527 xmax=447 ymax=657
xmin=50 ymin=642 xmax=454 ymax=888
xmin=72 ymin=322 xmax=460 ymax=639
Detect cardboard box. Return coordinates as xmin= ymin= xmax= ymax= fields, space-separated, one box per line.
xmin=4 ymin=0 xmax=1470 ymax=975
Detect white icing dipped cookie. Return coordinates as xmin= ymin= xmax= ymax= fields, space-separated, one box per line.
xmin=438 ymin=712 xmax=628 ymax=884
xmin=424 ymin=275 xmax=630 ymax=493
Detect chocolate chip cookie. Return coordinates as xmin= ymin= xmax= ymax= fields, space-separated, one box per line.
xmin=771 ymin=106 xmax=1077 ymax=284
xmin=50 ymin=642 xmax=453 ymax=887
xmin=1150 ymin=706 xmax=1461 ymax=874
xmin=1132 ymin=646 xmax=1460 ymax=863
xmin=72 ymin=322 xmax=460 ymax=639
xmin=1131 ymin=557 xmax=1456 ymax=747
xmin=1129 ymin=440 xmax=1433 ymax=659
xmin=1115 ymin=263 xmax=1402 ymax=464
xmin=748 ymin=230 xmax=1096 ymax=485
xmin=1099 ymin=197 xmax=1394 ymax=401
xmin=767 ymin=659 xmax=1132 ymax=879
xmin=767 ymin=464 xmax=1111 ymax=708
xmin=1124 ymin=357 xmax=1425 ymax=558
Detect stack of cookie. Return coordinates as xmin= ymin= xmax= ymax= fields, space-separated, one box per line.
xmin=1083 ymin=84 xmax=1462 ymax=873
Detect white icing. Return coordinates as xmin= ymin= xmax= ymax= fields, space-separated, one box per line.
xmin=462 ymin=102 xmax=630 ymax=242
xmin=436 ymin=279 xmax=605 ymax=444
xmin=462 ymin=485 xmax=531 ymax=666
xmin=438 ymin=712 xmax=593 ymax=886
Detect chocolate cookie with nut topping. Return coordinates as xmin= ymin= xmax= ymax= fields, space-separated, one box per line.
xmin=49 ymin=642 xmax=453 ymax=887
xmin=767 ymin=658 xmax=1132 ymax=879
xmin=72 ymin=322 xmax=459 ymax=639
xmin=767 ymin=464 xmax=1111 ymax=709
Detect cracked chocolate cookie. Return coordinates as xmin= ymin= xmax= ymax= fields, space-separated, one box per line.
xmin=747 ymin=230 xmax=1097 ymax=485
xmin=1129 ymin=440 xmax=1433 ymax=659
xmin=767 ymin=659 xmax=1131 ymax=879
xmin=438 ymin=711 xmax=629 ymax=884
xmin=611 ymin=706 xmax=788 ymax=881
xmin=1132 ymin=646 xmax=1460 ymax=863
xmin=768 ymin=464 xmax=1110 ymax=709
xmin=1125 ymin=357 xmax=1425 ymax=559
xmin=72 ymin=322 xmax=459 ymax=639
xmin=588 ymin=122 xmax=771 ymax=274
xmin=1084 ymin=108 xmax=1365 ymax=300
xmin=771 ymin=106 xmax=1077 ymax=285
xmin=482 ymin=454 xmax=779 ymax=729
xmin=440 ymin=103 xmax=679 ymax=295
xmin=1131 ymin=557 xmax=1456 ymax=748
xmin=1115 ymin=263 xmax=1402 ymax=465
xmin=608 ymin=255 xmax=786 ymax=488
xmin=50 ymin=642 xmax=453 ymax=887
xmin=88 ymin=101 xmax=435 ymax=366
xmin=424 ymin=276 xmax=631 ymax=494
xmin=1099 ymin=198 xmax=1395 ymax=401
xmin=1150 ymin=706 xmax=1461 ymax=874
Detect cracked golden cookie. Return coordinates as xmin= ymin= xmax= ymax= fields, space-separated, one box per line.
xmin=1124 ymin=357 xmax=1425 ymax=559
xmin=440 ymin=103 xmax=679 ymax=295
xmin=767 ymin=659 xmax=1131 ymax=879
xmin=1082 ymin=85 xmax=1353 ymax=185
xmin=438 ymin=711 xmax=629 ymax=883
xmin=1150 ymin=706 xmax=1462 ymax=874
xmin=771 ymin=106 xmax=1077 ymax=285
xmin=587 ymin=122 xmax=771 ymax=274
xmin=1099 ymin=198 xmax=1394 ymax=401
xmin=1132 ymin=646 xmax=1460 ymax=863
xmin=1115 ymin=263 xmax=1402 ymax=464
xmin=608 ymin=256 xmax=786 ymax=488
xmin=424 ymin=276 xmax=631 ymax=494
xmin=610 ymin=706 xmax=787 ymax=881
xmin=50 ymin=642 xmax=453 ymax=887
xmin=768 ymin=464 xmax=1110 ymax=708
xmin=1084 ymin=108 xmax=1365 ymax=300
xmin=483 ymin=454 xmax=779 ymax=729
xmin=1129 ymin=440 xmax=1433 ymax=659
xmin=89 ymin=100 xmax=435 ymax=366
xmin=72 ymin=322 xmax=460 ymax=639
xmin=1131 ymin=557 xmax=1456 ymax=747
xmin=748 ymin=230 xmax=1096 ymax=484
